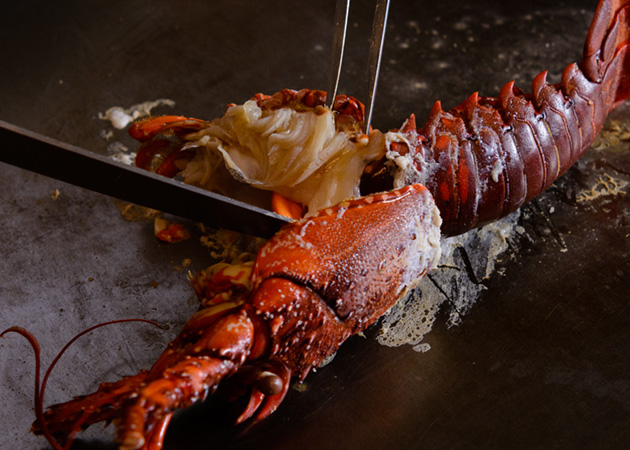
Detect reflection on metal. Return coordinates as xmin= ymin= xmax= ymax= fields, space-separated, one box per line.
xmin=328 ymin=0 xmax=350 ymax=108
xmin=0 ymin=120 xmax=289 ymax=239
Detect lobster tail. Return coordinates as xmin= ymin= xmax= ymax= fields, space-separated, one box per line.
xmin=374 ymin=0 xmax=630 ymax=236
xmin=581 ymin=0 xmax=630 ymax=106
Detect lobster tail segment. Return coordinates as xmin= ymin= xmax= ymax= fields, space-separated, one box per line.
xmin=581 ymin=0 xmax=630 ymax=105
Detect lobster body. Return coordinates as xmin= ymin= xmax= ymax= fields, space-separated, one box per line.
xmin=377 ymin=0 xmax=630 ymax=236
xmin=5 ymin=1 xmax=630 ymax=449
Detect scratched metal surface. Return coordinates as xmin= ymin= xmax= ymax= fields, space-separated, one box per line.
xmin=1 ymin=1 xmax=629 ymax=449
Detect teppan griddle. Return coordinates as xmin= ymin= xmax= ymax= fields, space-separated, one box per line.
xmin=1 ymin=1 xmax=629 ymax=449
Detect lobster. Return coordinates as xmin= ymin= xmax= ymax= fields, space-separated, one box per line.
xmin=2 ymin=0 xmax=629 ymax=449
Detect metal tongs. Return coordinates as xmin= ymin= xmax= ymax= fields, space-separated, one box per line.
xmin=328 ymin=0 xmax=390 ymax=134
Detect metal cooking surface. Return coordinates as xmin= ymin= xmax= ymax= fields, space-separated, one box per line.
xmin=1 ymin=1 xmax=629 ymax=449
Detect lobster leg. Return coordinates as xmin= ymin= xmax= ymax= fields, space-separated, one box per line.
xmin=114 ymin=308 xmax=255 ymax=450
xmin=33 ymin=304 xmax=260 ymax=450
xmin=129 ymin=116 xmax=207 ymax=142
xmin=141 ymin=413 xmax=171 ymax=450
xmin=33 ymin=372 xmax=149 ymax=439
xmin=231 ymin=360 xmax=292 ymax=423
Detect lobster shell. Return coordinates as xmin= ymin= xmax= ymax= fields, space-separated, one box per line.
xmin=251 ymin=186 xmax=442 ymax=377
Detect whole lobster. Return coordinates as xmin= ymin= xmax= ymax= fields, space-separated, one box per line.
xmin=3 ymin=0 xmax=629 ymax=449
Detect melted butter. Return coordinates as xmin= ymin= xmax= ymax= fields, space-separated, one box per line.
xmin=377 ymin=211 xmax=522 ymax=351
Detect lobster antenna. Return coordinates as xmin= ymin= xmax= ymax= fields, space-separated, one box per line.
xmin=2 ymin=319 xmax=163 ymax=450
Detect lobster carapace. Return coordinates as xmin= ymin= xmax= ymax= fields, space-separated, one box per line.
xmin=3 ymin=0 xmax=629 ymax=449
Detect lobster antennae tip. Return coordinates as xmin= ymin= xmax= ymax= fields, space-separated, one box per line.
xmin=1 ymin=325 xmax=36 ymax=339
